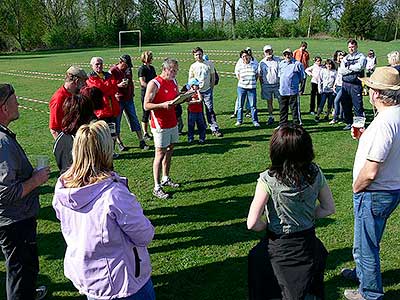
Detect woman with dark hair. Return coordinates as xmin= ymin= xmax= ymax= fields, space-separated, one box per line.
xmin=247 ymin=124 xmax=335 ymax=300
xmin=315 ymin=59 xmax=337 ymax=122
xmin=53 ymin=89 xmax=98 ymax=173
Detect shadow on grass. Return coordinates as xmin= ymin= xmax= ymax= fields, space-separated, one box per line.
xmin=153 ymin=256 xmax=248 ymax=300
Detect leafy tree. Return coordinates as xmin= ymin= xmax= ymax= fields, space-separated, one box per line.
xmin=340 ymin=0 xmax=376 ymax=39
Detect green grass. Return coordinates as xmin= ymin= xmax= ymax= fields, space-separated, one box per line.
xmin=1 ymin=37 xmax=400 ymax=299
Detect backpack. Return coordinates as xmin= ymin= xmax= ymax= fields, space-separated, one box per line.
xmin=214 ymin=69 xmax=220 ymax=86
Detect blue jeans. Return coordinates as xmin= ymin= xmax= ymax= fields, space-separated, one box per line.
xmin=87 ymin=278 xmax=155 ymax=300
xmin=116 ymin=100 xmax=141 ymax=134
xmin=353 ymin=191 xmax=400 ymax=300
xmin=201 ymin=89 xmax=220 ymax=133
xmin=237 ymin=87 xmax=258 ymax=123
xmin=318 ymin=92 xmax=335 ymax=112
xmin=333 ymin=86 xmax=343 ymax=121
xmin=188 ymin=111 xmax=206 ymax=141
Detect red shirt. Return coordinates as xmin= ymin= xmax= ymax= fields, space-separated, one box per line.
xmin=150 ymin=76 xmax=178 ymax=129
xmin=109 ymin=65 xmax=134 ymax=102
xmin=86 ymin=72 xmax=120 ymax=119
xmin=49 ymin=86 xmax=72 ymax=131
xmin=188 ymin=92 xmax=203 ymax=113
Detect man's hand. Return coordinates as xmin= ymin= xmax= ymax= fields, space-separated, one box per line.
xmin=32 ymin=167 xmax=50 ymax=186
xmin=163 ymin=100 xmax=175 ymax=109
xmin=351 ymin=126 xmax=365 ymax=140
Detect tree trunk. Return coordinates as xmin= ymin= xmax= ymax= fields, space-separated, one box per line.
xmin=210 ymin=0 xmax=217 ymax=26
xmin=199 ymin=0 xmax=204 ymax=29
xmin=221 ymin=0 xmax=226 ymax=27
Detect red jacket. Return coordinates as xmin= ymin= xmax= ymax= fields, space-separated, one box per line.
xmin=86 ymin=71 xmax=120 ymax=119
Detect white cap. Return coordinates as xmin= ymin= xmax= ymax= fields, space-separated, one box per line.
xmin=263 ymin=45 xmax=272 ymax=52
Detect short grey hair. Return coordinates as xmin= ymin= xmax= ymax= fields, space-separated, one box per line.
xmin=162 ymin=58 xmax=178 ymax=71
xmin=387 ymin=51 xmax=400 ymax=66
xmin=376 ymin=88 xmax=400 ymax=105
xmin=90 ymin=57 xmax=104 ymax=66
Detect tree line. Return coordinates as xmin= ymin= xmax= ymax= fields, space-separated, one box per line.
xmin=0 ymin=0 xmax=398 ymax=52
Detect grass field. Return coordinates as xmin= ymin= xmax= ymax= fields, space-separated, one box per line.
xmin=1 ymin=37 xmax=400 ymax=299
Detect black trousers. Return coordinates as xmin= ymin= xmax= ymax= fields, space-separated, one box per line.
xmin=279 ymin=95 xmax=301 ymax=126
xmin=310 ymin=82 xmax=321 ymax=113
xmin=0 ymin=217 xmax=39 ymax=300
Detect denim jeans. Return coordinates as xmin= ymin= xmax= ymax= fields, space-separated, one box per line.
xmin=333 ymin=86 xmax=343 ymax=121
xmin=318 ymin=92 xmax=335 ymax=112
xmin=237 ymin=87 xmax=258 ymax=123
xmin=353 ymin=191 xmax=400 ymax=300
xmin=234 ymin=96 xmax=250 ymax=113
xmin=87 ymin=278 xmax=155 ymax=300
xmin=116 ymin=99 xmax=141 ymax=134
xmin=188 ymin=111 xmax=206 ymax=141
xmin=0 ymin=217 xmax=39 ymax=300
xmin=201 ymin=89 xmax=220 ymax=133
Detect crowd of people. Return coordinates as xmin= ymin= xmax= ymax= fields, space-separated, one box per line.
xmin=0 ymin=40 xmax=399 ymax=300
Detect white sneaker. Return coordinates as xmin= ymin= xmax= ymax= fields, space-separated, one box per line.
xmin=253 ymin=122 xmax=260 ymax=127
xmin=235 ymin=121 xmax=242 ymax=126
xmin=153 ymin=187 xmax=169 ymax=199
xmin=161 ymin=177 xmax=180 ymax=188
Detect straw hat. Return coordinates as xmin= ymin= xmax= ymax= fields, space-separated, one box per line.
xmin=360 ymin=67 xmax=400 ymax=91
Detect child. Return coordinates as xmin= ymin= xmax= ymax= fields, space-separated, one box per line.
xmin=305 ymin=56 xmax=322 ymax=114
xmin=186 ymin=78 xmax=206 ymax=144
xmin=330 ymin=51 xmax=346 ymax=124
xmin=247 ymin=124 xmax=335 ymax=300
xmin=366 ymin=49 xmax=377 ymax=77
xmin=316 ymin=59 xmax=337 ymax=122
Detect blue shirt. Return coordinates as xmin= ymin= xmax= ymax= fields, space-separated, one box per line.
xmin=279 ymin=58 xmax=305 ymax=96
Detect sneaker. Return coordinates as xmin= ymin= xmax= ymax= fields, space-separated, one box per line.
xmin=143 ymin=133 xmax=152 ymax=141
xmin=230 ymin=113 xmax=236 ymax=119
xmin=188 ymin=139 xmax=194 ymax=144
xmin=139 ymin=140 xmax=150 ymax=150
xmin=315 ymin=115 xmax=320 ymax=123
xmin=267 ymin=116 xmax=274 ymax=125
xmin=343 ymin=124 xmax=352 ymax=130
xmin=341 ymin=268 xmax=359 ymax=283
xmin=118 ymin=143 xmax=127 ymax=152
xmin=309 ymin=111 xmax=315 ymax=115
xmin=329 ymin=119 xmax=338 ymax=125
xmin=113 ymin=152 xmax=119 ymax=159
xmin=235 ymin=121 xmax=242 ymax=126
xmin=153 ymin=187 xmax=169 ymax=199
xmin=199 ymin=139 xmax=205 ymax=144
xmin=253 ymin=122 xmax=260 ymax=128
xmin=344 ymin=290 xmax=365 ymax=300
xmin=245 ymin=111 xmax=251 ymax=118
xmin=161 ymin=177 xmax=180 ymax=188
xmin=213 ymin=131 xmax=223 ymax=137
xmin=36 ymin=286 xmax=48 ymax=300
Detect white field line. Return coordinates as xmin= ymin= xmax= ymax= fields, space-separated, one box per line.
xmin=0 ymin=71 xmax=63 ymax=81
xmin=19 ymin=105 xmax=49 ymax=114
xmin=17 ymin=96 xmax=48 ymax=105
xmin=10 ymin=70 xmax=64 ymax=77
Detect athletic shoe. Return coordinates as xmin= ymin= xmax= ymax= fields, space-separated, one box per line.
xmin=213 ymin=131 xmax=223 ymax=137
xmin=329 ymin=119 xmax=338 ymax=125
xmin=253 ymin=122 xmax=260 ymax=128
xmin=267 ymin=116 xmax=274 ymax=125
xmin=161 ymin=177 xmax=180 ymax=188
xmin=235 ymin=121 xmax=242 ymax=126
xmin=143 ymin=133 xmax=152 ymax=141
xmin=199 ymin=139 xmax=205 ymax=144
xmin=341 ymin=268 xmax=359 ymax=283
xmin=343 ymin=124 xmax=352 ymax=130
xmin=188 ymin=139 xmax=194 ymax=144
xmin=344 ymin=290 xmax=365 ymax=300
xmin=113 ymin=152 xmax=119 ymax=159
xmin=36 ymin=286 xmax=48 ymax=300
xmin=315 ymin=116 xmax=320 ymax=123
xmin=310 ymin=111 xmax=316 ymax=115
xmin=118 ymin=143 xmax=127 ymax=152
xmin=139 ymin=140 xmax=149 ymax=150
xmin=245 ymin=111 xmax=251 ymax=118
xmin=230 ymin=113 xmax=236 ymax=119
xmin=153 ymin=187 xmax=169 ymax=199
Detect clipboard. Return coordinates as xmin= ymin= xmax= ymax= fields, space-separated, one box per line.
xmin=172 ymin=91 xmax=195 ymax=105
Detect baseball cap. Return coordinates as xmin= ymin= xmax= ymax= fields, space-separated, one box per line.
xmin=282 ymin=48 xmax=292 ymax=55
xmin=245 ymin=47 xmax=252 ymax=52
xmin=120 ymin=54 xmax=133 ymax=68
xmin=66 ymin=66 xmax=87 ymax=79
xmin=263 ymin=45 xmax=272 ymax=52
xmin=187 ymin=78 xmax=200 ymax=87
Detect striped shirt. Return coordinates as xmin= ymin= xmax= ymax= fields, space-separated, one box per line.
xmin=235 ymin=62 xmax=258 ymax=89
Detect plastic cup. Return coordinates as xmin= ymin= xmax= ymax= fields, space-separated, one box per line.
xmin=352 ymin=116 xmax=366 ymax=139
xmin=35 ymin=155 xmax=49 ymax=170
xmin=108 ymin=122 xmax=116 ymax=134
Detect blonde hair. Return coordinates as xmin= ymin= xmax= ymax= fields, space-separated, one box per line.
xmin=141 ymin=51 xmax=153 ymax=64
xmin=90 ymin=56 xmax=104 ymax=66
xmin=61 ymin=120 xmax=113 ymax=188
xmin=387 ymin=51 xmax=400 ymax=66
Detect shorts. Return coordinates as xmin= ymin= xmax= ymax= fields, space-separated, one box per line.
xmin=151 ymin=126 xmax=179 ymax=148
xmin=261 ymin=84 xmax=280 ymax=101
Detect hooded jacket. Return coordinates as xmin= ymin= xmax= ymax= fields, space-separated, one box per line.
xmin=52 ymin=173 xmax=154 ymax=299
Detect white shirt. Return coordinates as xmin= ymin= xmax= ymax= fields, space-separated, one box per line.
xmin=353 ymin=105 xmax=400 ymax=190
xmin=235 ymin=62 xmax=258 ymax=89
xmin=319 ymin=68 xmax=337 ymax=93
xmin=258 ymin=56 xmax=280 ymax=86
xmin=188 ymin=61 xmax=214 ymax=92
xmin=305 ymin=63 xmax=322 ymax=84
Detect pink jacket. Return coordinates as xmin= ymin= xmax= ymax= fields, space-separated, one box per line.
xmin=52 ymin=173 xmax=154 ymax=299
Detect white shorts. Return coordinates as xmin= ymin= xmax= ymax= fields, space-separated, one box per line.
xmin=151 ymin=126 xmax=179 ymax=148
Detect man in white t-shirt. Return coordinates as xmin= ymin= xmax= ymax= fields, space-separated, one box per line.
xmin=342 ymin=67 xmax=400 ymax=300
xmin=188 ymin=47 xmax=223 ymax=137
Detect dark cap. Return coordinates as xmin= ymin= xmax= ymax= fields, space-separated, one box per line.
xmin=120 ymin=54 xmax=133 ymax=68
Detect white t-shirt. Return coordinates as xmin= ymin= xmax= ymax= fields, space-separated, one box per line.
xmin=353 ymin=105 xmax=400 ymax=190
xmin=235 ymin=62 xmax=258 ymax=89
xmin=188 ymin=61 xmax=214 ymax=92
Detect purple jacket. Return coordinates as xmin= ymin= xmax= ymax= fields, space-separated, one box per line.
xmin=52 ymin=173 xmax=154 ymax=299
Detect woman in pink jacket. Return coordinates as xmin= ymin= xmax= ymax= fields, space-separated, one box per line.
xmin=52 ymin=120 xmax=155 ymax=300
